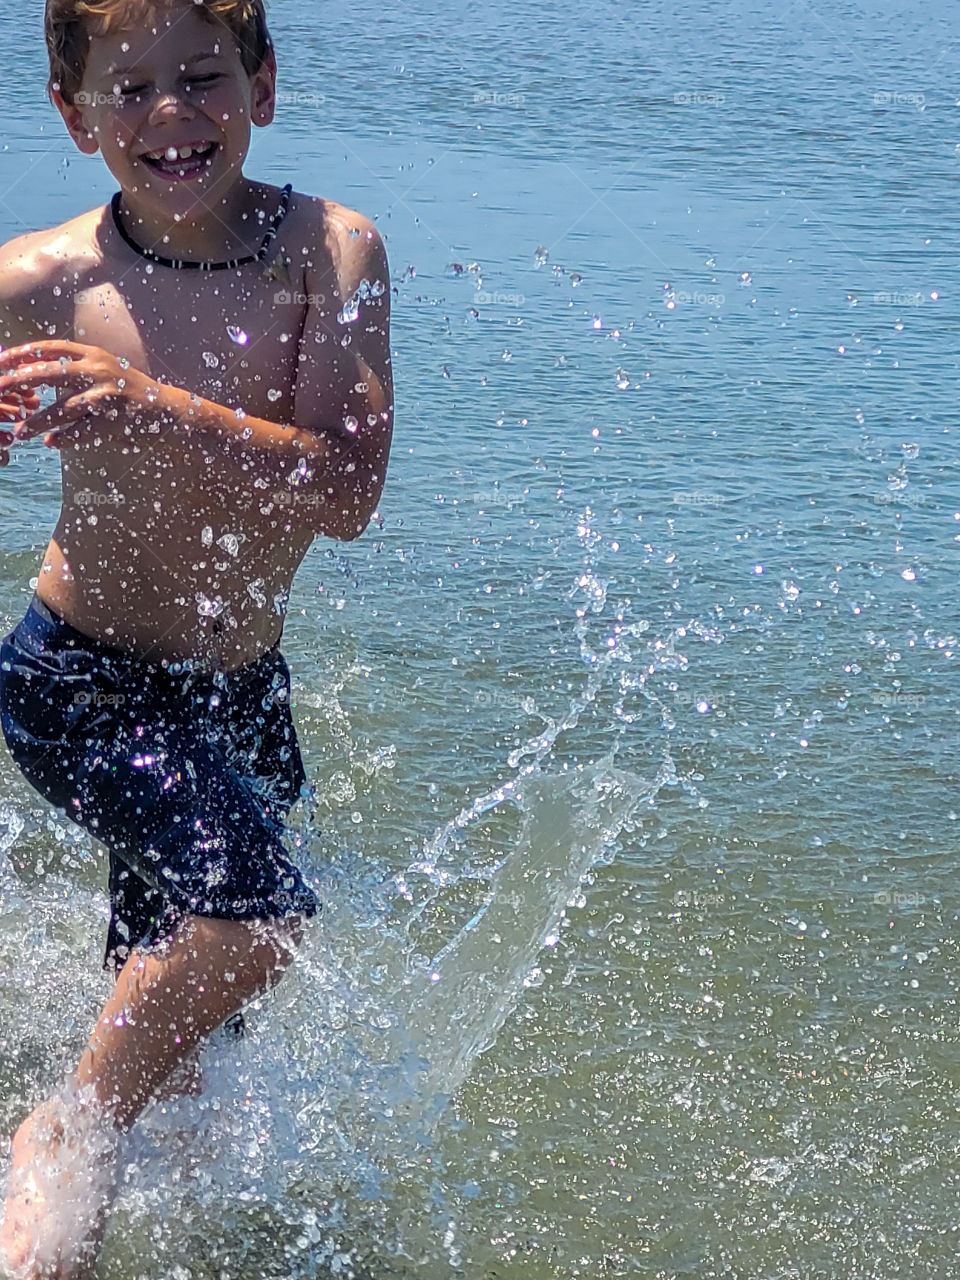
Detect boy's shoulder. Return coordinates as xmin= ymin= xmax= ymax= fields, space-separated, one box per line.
xmin=292 ymin=191 xmax=387 ymax=287
xmin=0 ymin=209 xmax=102 ymax=341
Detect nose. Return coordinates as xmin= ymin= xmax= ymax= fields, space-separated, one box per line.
xmin=148 ymin=91 xmax=196 ymax=124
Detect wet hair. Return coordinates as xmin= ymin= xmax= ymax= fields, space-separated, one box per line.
xmin=44 ymin=0 xmax=274 ymax=105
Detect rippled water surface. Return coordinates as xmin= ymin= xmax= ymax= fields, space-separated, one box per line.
xmin=0 ymin=0 xmax=958 ymax=1275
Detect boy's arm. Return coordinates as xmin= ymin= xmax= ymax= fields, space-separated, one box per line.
xmin=145 ymin=213 xmax=393 ymax=542
xmin=0 ymin=238 xmax=48 ymax=460
xmin=0 ymin=235 xmax=50 ymax=348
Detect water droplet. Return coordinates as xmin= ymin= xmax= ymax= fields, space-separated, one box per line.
xmin=337 ymin=296 xmax=360 ymax=324
xmin=202 ymin=352 xmax=220 ymax=368
xmin=534 ymin=245 xmax=549 ymax=266
xmin=227 ymin=325 xmax=249 ymax=345
xmin=592 ymin=315 xmax=602 ymax=329
xmin=201 ymin=525 xmax=213 ymax=546
xmin=445 ymin=263 xmax=465 ymax=278
xmin=570 ymin=273 xmax=583 ymax=286
xmin=267 ymin=388 xmax=282 ymax=402
xmin=901 ymin=568 xmax=917 ymax=582
xmin=344 ymin=415 xmax=359 ymax=433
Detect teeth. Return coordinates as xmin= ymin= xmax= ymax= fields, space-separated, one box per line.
xmin=145 ymin=143 xmax=211 ymax=163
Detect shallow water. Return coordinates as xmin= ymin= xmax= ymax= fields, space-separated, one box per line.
xmin=0 ymin=0 xmax=958 ymax=1275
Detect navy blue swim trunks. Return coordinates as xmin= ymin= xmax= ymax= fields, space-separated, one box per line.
xmin=0 ymin=595 xmax=319 ymax=973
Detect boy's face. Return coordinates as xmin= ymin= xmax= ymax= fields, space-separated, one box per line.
xmin=56 ymin=2 xmax=275 ymax=211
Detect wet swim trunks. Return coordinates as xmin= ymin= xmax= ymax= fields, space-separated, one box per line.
xmin=0 ymin=595 xmax=319 ymax=973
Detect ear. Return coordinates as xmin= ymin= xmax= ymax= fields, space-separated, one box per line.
xmin=250 ymin=47 xmax=277 ymax=128
xmin=52 ymin=88 xmax=100 ymax=156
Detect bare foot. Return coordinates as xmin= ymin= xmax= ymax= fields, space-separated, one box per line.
xmin=0 ymin=1088 xmax=118 ymax=1279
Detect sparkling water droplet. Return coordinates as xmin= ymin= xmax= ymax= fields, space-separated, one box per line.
xmin=227 ymin=325 xmax=249 ymax=345
xmin=901 ymin=567 xmax=917 ymax=582
xmin=592 ymin=315 xmax=602 ymax=329
xmin=344 ymin=415 xmax=359 ymax=433
xmin=201 ymin=525 xmax=213 ymax=546
xmin=337 ymin=296 xmax=360 ymax=324
xmin=202 ymin=352 xmax=219 ymax=368
xmin=267 ymin=388 xmax=282 ymax=402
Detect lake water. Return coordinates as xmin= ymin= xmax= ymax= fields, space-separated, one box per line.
xmin=0 ymin=0 xmax=958 ymax=1275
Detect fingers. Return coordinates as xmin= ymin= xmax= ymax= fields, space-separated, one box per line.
xmin=0 ymin=362 xmax=83 ymax=398
xmin=0 ymin=340 xmax=89 ymax=368
xmin=0 ymin=397 xmax=40 ymax=423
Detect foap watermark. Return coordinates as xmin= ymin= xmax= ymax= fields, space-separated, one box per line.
xmin=874 ymin=290 xmax=923 ymax=307
xmin=873 ymin=90 xmax=925 ymax=109
xmin=474 ymin=289 xmax=526 ymax=307
xmin=673 ymin=491 xmax=725 ymax=507
xmin=672 ymin=690 xmax=732 ymax=710
xmin=673 ymin=289 xmax=725 ymax=307
xmin=874 ymin=490 xmax=923 ymax=510
xmin=475 ymin=487 xmax=527 ymax=507
xmin=473 ymin=90 xmax=526 ymax=108
xmin=75 ymin=489 xmax=125 ymax=507
xmin=674 ymin=90 xmax=725 ymax=107
xmin=274 ymin=290 xmax=326 ymax=306
xmin=74 ymin=90 xmax=123 ymax=106
xmin=74 ymin=690 xmax=126 ymax=708
xmin=275 ymin=90 xmax=325 ymax=109
xmin=267 ymin=490 xmax=324 ymax=509
xmin=474 ymin=689 xmax=527 ymax=711
xmin=873 ymin=889 xmax=925 ymax=908
xmin=873 ymin=691 xmax=925 ymax=709
xmin=674 ymin=890 xmax=725 ymax=908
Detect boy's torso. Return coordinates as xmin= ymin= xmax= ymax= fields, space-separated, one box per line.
xmin=13 ymin=185 xmax=347 ymax=673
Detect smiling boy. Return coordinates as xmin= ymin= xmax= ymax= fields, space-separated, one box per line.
xmin=0 ymin=0 xmax=392 ymax=1274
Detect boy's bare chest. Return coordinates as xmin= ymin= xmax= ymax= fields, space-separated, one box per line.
xmin=69 ymin=252 xmax=329 ymax=421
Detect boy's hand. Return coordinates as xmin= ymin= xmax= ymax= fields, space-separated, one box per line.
xmin=0 ymin=383 xmax=41 ymax=466
xmin=0 ymin=341 xmax=153 ymax=451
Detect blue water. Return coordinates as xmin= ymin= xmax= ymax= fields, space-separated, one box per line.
xmin=0 ymin=0 xmax=958 ymax=1276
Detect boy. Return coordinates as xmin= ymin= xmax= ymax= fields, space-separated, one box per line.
xmin=0 ymin=0 xmax=393 ymax=1273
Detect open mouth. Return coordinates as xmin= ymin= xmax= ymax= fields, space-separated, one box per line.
xmin=140 ymin=142 xmax=218 ymax=179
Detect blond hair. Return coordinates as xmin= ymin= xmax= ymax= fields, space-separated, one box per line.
xmin=45 ymin=0 xmax=273 ymax=105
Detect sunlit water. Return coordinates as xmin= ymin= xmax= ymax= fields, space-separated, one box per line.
xmin=0 ymin=0 xmax=958 ymax=1275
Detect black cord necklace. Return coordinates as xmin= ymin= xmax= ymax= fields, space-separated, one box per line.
xmin=110 ymin=183 xmax=293 ymax=271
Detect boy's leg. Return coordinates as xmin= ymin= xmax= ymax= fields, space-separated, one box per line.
xmin=1 ymin=912 xmax=301 ymax=1276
